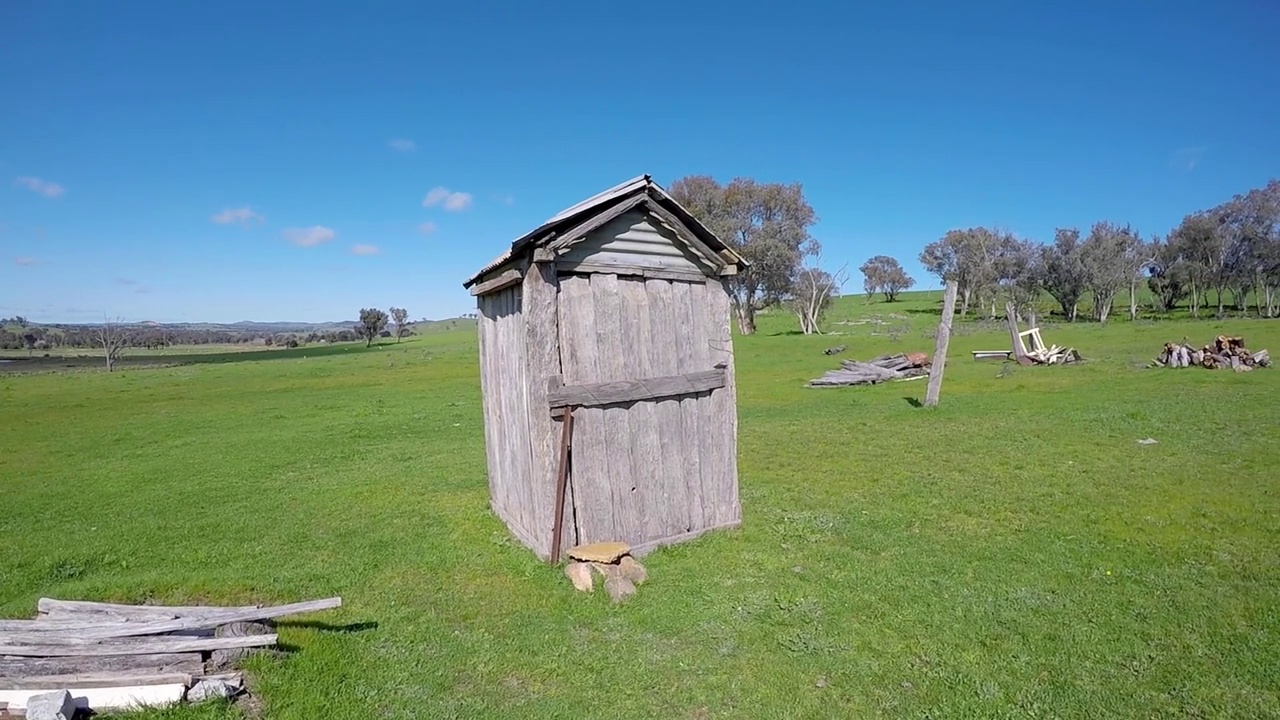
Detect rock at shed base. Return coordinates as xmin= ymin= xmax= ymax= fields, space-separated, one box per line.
xmin=188 ymin=679 xmax=236 ymax=703
xmin=25 ymin=689 xmax=75 ymax=720
xmin=564 ymin=562 xmax=594 ymax=592
xmin=604 ymin=575 xmax=637 ymax=603
xmin=617 ymin=555 xmax=648 ymax=585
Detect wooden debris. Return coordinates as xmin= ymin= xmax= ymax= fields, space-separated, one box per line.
xmin=806 ymin=353 xmax=930 ymax=387
xmin=822 ymin=345 xmax=846 ymax=356
xmin=1155 ymin=336 xmax=1270 ymax=371
xmin=0 ymin=596 xmax=340 ymax=714
xmin=978 ymin=303 xmax=1081 ymax=366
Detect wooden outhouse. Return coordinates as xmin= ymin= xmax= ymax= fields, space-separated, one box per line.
xmin=463 ymin=175 xmax=746 ymax=560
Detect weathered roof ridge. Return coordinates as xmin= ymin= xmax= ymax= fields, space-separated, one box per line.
xmin=463 ymin=174 xmax=743 ymax=288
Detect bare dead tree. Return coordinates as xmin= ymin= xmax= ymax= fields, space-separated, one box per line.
xmin=95 ymin=316 xmax=130 ymax=372
xmin=789 ymin=246 xmax=849 ymax=335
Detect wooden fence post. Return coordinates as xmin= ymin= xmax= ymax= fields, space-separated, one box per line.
xmin=924 ymin=281 xmax=958 ymax=407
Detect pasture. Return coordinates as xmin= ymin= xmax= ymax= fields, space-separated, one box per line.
xmin=2 ymin=292 xmax=1278 ymax=719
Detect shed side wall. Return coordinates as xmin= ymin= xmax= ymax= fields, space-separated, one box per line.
xmin=477 ymin=285 xmax=538 ymax=548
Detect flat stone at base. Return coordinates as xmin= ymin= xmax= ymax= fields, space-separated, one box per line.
xmin=567 ymin=541 xmax=630 ymax=563
xmin=26 ymin=689 xmax=75 ymax=720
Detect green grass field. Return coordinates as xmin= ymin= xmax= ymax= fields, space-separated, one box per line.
xmin=2 ymin=292 xmax=1278 ymax=719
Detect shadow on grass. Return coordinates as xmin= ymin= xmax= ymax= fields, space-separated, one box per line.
xmin=274 ymin=620 xmax=379 ymax=634
xmin=903 ymin=396 xmax=923 ymax=408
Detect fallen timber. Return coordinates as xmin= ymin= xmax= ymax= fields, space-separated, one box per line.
xmin=1155 ymin=335 xmax=1270 ymax=371
xmin=0 ymin=595 xmax=341 ymax=714
xmin=807 ymin=352 xmax=930 ymax=387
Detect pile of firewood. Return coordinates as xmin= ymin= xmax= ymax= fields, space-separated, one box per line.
xmin=1156 ymin=335 xmax=1270 ymax=371
xmin=0 ymin=596 xmax=340 ymax=716
xmin=807 ymin=352 xmax=930 ymax=387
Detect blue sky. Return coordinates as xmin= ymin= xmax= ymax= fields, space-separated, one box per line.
xmin=2 ymin=1 xmax=1277 ymax=323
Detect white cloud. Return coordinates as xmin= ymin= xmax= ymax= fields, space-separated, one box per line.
xmin=422 ymin=186 xmax=473 ymax=212
xmin=14 ymin=177 xmax=65 ymax=198
xmin=418 ymin=221 xmax=438 ymax=235
xmin=14 ymin=256 xmax=37 ymax=266
xmin=351 ymin=244 xmax=379 ymax=256
xmin=388 ymin=138 xmax=417 ymax=152
xmin=282 ymin=226 xmax=336 ymax=247
xmin=211 ymin=206 xmax=265 ymax=225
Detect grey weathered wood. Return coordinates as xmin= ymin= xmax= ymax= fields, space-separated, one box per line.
xmin=505 ymin=285 xmax=536 ymax=540
xmin=556 ymin=275 xmax=614 ymax=543
xmin=627 ymin=518 xmax=742 ymax=557
xmin=591 ymin=273 xmax=641 ymax=544
xmin=646 ymin=279 xmax=690 ymax=539
xmin=0 ymin=634 xmax=278 ymax=658
xmin=547 ymin=195 xmax=648 ymax=251
xmin=476 ymin=292 xmax=505 ymax=520
xmin=924 ymin=281 xmax=957 ymax=407
xmin=673 ymin=280 xmax=707 ymax=533
xmin=4 ymin=599 xmax=339 ymax=644
xmin=556 ymin=260 xmax=710 ymax=283
xmin=0 ymin=672 xmax=192 ymax=690
xmin=0 ymin=653 xmax=201 ymax=680
xmin=36 ymin=599 xmax=259 ymax=621
xmin=523 ymin=258 xmax=563 ymax=559
xmin=643 ymin=198 xmax=728 ymax=271
xmin=703 ymin=279 xmax=741 ymax=527
xmin=617 ymin=276 xmax=662 ymax=545
xmin=469 ymin=269 xmax=523 ymax=297
xmin=547 ymin=369 xmax=726 ymax=410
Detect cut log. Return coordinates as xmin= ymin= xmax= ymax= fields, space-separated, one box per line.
xmin=0 ymin=634 xmax=278 ymax=657
xmin=0 ymin=653 xmax=201 ymax=680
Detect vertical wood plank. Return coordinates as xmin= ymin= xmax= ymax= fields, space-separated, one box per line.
xmin=476 ymin=295 xmax=503 ymax=519
xmin=671 ymin=280 xmax=706 ymax=533
xmin=523 ymin=261 xmax=567 ymax=557
xmin=704 ymin=279 xmax=741 ymax=526
xmin=924 ymin=280 xmax=959 ymax=407
xmin=556 ymin=275 xmax=615 ymax=543
xmin=591 ymin=274 xmax=641 ymax=544
xmin=618 ymin=276 xmax=663 ymax=543
xmin=645 ymin=279 xmax=691 ymax=538
xmin=494 ymin=289 xmax=516 ymax=528
xmin=506 ymin=287 xmax=535 ymax=538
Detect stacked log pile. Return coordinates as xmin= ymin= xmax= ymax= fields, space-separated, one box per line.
xmin=0 ymin=596 xmax=340 ymax=716
xmin=1157 ymin=335 xmax=1271 ymax=371
xmin=807 ymin=352 xmax=930 ymax=387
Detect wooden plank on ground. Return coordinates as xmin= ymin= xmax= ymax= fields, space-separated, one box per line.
xmin=0 ymin=653 xmax=201 ymax=679
xmin=4 ymin=599 xmax=339 ymax=643
xmin=0 ymin=672 xmax=192 ymax=690
xmin=38 ymin=599 xmax=259 ymax=620
xmin=0 ymin=683 xmax=186 ymax=712
xmin=0 ymin=633 xmax=277 ymax=657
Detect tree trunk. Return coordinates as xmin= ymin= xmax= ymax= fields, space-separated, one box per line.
xmin=1069 ymin=302 xmax=1078 ymax=323
xmin=959 ymin=288 xmax=971 ymax=316
xmin=735 ymin=303 xmax=756 ymax=335
xmin=1189 ymin=279 xmax=1199 ymax=318
xmin=1128 ymin=280 xmax=1138 ymax=321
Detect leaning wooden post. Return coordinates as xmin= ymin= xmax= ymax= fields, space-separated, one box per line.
xmin=549 ymin=406 xmax=575 ymax=564
xmin=924 ymin=281 xmax=958 ymax=407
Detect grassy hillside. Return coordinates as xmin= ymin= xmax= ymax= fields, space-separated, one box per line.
xmin=1 ymin=293 xmax=1277 ymax=718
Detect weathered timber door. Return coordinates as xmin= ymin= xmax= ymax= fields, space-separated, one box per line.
xmin=553 ymin=272 xmax=739 ymax=549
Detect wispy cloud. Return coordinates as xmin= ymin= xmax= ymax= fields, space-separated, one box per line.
xmin=418 ymin=221 xmax=438 ymax=235
xmin=135 ymin=287 xmax=151 ymax=295
xmin=1170 ymin=146 xmax=1207 ymax=172
xmin=282 ymin=226 xmax=336 ymax=247
xmin=14 ymin=177 xmax=65 ymax=198
xmin=388 ymin=138 xmax=417 ymax=153
xmin=14 ymin=256 xmax=38 ymax=266
xmin=116 ymin=278 xmax=138 ymax=286
xmin=502 ymin=195 xmax=514 ymax=207
xmin=211 ymin=206 xmax=265 ymax=226
xmin=423 ymin=186 xmax=473 ymax=212
xmin=351 ymin=244 xmax=379 ymax=256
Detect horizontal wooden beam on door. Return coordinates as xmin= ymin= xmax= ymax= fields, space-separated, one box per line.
xmin=547 ymin=368 xmax=726 ymax=413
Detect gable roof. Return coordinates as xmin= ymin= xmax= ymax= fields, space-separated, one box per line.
xmin=463 ymin=175 xmax=745 ymax=288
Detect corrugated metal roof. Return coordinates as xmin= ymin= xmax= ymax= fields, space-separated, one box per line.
xmin=463 ymin=174 xmax=745 ymax=288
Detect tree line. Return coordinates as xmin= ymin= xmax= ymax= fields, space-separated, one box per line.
xmin=917 ymin=179 xmax=1280 ymax=322
xmin=669 ymin=175 xmax=1279 ymax=335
